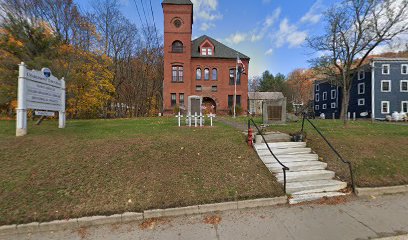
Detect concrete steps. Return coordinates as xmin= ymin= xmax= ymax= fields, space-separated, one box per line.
xmin=289 ymin=192 xmax=347 ymax=204
xmin=260 ymin=154 xmax=319 ymax=164
xmin=255 ymin=142 xmax=306 ymax=150
xmin=286 ymin=179 xmax=347 ymax=194
xmin=257 ymin=148 xmax=312 ymax=156
xmin=276 ymin=170 xmax=335 ymax=183
xmin=253 ymin=135 xmax=348 ymax=204
xmin=266 ymin=161 xmax=327 ymax=172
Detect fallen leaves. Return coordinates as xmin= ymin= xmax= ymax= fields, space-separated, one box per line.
xmin=203 ymin=215 xmax=222 ymax=225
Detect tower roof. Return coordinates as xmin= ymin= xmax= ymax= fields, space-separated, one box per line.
xmin=162 ymin=0 xmax=193 ymax=5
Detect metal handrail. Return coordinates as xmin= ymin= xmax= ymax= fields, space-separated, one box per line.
xmin=301 ymin=113 xmax=356 ymax=193
xmin=248 ymin=118 xmax=289 ymax=194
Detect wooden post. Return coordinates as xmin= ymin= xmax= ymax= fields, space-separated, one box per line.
xmin=353 ymin=112 xmax=356 ymax=121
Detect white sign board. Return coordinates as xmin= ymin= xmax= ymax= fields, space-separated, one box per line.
xmin=35 ymin=111 xmax=55 ymax=117
xmin=16 ymin=62 xmax=66 ymax=136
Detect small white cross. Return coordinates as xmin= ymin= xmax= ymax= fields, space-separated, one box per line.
xmin=208 ymin=113 xmax=216 ymax=127
xmin=175 ymin=111 xmax=183 ymax=127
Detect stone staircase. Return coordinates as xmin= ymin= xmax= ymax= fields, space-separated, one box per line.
xmin=254 ymin=141 xmax=348 ymax=204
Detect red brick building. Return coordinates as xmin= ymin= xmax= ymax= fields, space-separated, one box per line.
xmin=162 ymin=0 xmax=250 ymax=115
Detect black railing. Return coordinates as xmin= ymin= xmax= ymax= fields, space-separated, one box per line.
xmin=248 ymin=118 xmax=289 ymax=194
xmin=301 ymin=113 xmax=356 ymax=193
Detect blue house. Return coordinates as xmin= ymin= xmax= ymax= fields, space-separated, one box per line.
xmin=313 ymin=58 xmax=408 ymax=120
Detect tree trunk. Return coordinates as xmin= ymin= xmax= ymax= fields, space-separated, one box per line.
xmin=340 ymin=77 xmax=351 ymax=127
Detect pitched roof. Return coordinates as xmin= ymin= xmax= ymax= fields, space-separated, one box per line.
xmin=191 ymin=35 xmax=250 ymax=60
xmin=162 ymin=0 xmax=193 ymax=5
xmin=370 ymin=57 xmax=408 ymax=62
xmin=248 ymin=92 xmax=284 ymax=100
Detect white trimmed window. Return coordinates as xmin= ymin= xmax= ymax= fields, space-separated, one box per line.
xmin=382 ymin=64 xmax=390 ymax=75
xmin=358 ymin=98 xmax=365 ymax=106
xmin=358 ymin=83 xmax=365 ymax=94
xmin=316 ymin=84 xmax=319 ymax=91
xmin=381 ymin=101 xmax=390 ymax=114
xmin=401 ymin=80 xmax=408 ymax=92
xmin=331 ymin=102 xmax=336 ymax=108
xmin=323 ymin=92 xmax=327 ymax=100
xmin=402 ymin=64 xmax=408 ymax=75
xmin=315 ymin=93 xmax=320 ymax=102
xmin=323 ymin=104 xmax=327 ymax=109
xmin=315 ymin=105 xmax=320 ymax=110
xmin=201 ymin=47 xmax=213 ymax=56
xmin=402 ymin=101 xmax=408 ymax=113
xmin=358 ymin=70 xmax=365 ymax=80
xmin=331 ymin=89 xmax=336 ymax=99
xmin=381 ymin=80 xmax=391 ymax=92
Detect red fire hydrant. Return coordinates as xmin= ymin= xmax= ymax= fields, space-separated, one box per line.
xmin=248 ymin=128 xmax=253 ymax=147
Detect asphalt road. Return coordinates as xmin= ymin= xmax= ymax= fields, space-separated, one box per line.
xmin=5 ymin=193 xmax=408 ymax=240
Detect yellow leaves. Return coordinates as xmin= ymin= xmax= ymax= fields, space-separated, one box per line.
xmin=63 ymin=47 xmax=115 ymax=117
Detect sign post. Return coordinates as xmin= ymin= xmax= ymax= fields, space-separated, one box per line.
xmin=16 ymin=62 xmax=66 ymax=136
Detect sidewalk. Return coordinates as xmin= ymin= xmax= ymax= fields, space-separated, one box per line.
xmin=5 ymin=193 xmax=408 ymax=240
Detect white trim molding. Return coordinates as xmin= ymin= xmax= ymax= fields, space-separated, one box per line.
xmin=358 ymin=70 xmax=365 ymax=80
xmin=315 ymin=93 xmax=319 ymax=102
xmin=400 ymin=80 xmax=408 ymax=92
xmin=315 ymin=105 xmax=320 ymax=110
xmin=323 ymin=92 xmax=327 ymax=100
xmin=402 ymin=101 xmax=408 ymax=113
xmin=331 ymin=102 xmax=336 ymax=109
xmin=381 ymin=80 xmax=391 ymax=92
xmin=322 ymin=104 xmax=327 ymax=109
xmin=382 ymin=64 xmax=390 ymax=75
xmin=358 ymin=83 xmax=365 ymax=94
xmin=331 ymin=89 xmax=336 ymax=99
xmin=358 ymin=98 xmax=365 ymax=106
xmin=381 ymin=101 xmax=390 ymax=114
xmin=402 ymin=64 xmax=408 ymax=75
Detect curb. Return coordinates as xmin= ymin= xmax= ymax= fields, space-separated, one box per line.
xmin=0 ymin=196 xmax=287 ymax=236
xmin=374 ymin=234 xmax=408 ymax=240
xmin=356 ymin=185 xmax=408 ymax=197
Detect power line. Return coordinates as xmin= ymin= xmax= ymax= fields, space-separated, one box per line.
xmin=149 ymin=0 xmax=159 ymax=46
xmin=132 ymin=0 xmax=146 ymax=32
xmin=139 ymin=0 xmax=151 ymax=31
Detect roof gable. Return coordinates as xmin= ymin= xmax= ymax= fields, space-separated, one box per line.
xmin=192 ymin=35 xmax=250 ymax=60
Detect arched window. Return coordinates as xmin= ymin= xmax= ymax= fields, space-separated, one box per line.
xmin=196 ymin=68 xmax=202 ymax=80
xmin=212 ymin=68 xmax=218 ymax=80
xmin=204 ymin=68 xmax=210 ymax=80
xmin=172 ymin=41 xmax=183 ymax=53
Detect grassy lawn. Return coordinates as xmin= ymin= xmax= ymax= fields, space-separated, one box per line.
xmin=0 ymin=118 xmax=283 ymax=225
xmin=259 ymin=119 xmax=408 ymax=189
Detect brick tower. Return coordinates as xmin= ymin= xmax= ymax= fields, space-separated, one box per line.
xmin=162 ymin=0 xmax=193 ymax=113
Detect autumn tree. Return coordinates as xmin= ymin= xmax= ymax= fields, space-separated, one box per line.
xmin=308 ymin=0 xmax=408 ymax=125
xmin=286 ymin=68 xmax=314 ymax=113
